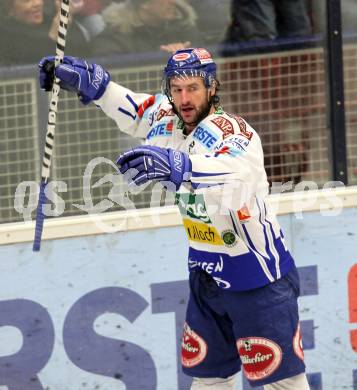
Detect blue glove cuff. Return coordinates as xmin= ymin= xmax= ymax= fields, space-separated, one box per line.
xmin=79 ymin=63 xmax=111 ymax=105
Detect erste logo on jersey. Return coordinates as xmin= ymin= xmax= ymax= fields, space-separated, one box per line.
xmin=147 ymin=122 xmax=173 ymax=140
xmin=192 ymin=125 xmax=218 ymax=150
xmin=181 ymin=322 xmax=208 ymax=367
xmin=237 ymin=337 xmax=282 ymax=381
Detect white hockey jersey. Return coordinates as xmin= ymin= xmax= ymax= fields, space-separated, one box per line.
xmin=95 ymin=81 xmax=295 ymax=291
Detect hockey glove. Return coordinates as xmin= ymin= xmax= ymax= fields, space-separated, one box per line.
xmin=38 ymin=55 xmax=110 ymax=105
xmin=116 ymin=145 xmax=192 ymax=191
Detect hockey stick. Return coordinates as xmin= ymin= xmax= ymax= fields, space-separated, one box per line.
xmin=33 ymin=0 xmax=70 ymax=251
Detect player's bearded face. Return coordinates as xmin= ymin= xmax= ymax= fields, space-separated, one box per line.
xmin=170 ymin=77 xmax=212 ymax=127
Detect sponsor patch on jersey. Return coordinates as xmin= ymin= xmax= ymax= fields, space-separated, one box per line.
xmin=183 ymin=219 xmax=223 ymax=246
xmin=210 ymin=116 xmax=234 ymax=139
xmin=215 ymin=145 xmax=245 ymax=158
xmin=237 ymin=205 xmax=251 ymax=222
xmin=217 ymin=135 xmax=250 ymax=150
xmin=176 ymin=193 xmax=211 ymax=223
xmin=146 ymin=122 xmax=172 ymax=140
xmin=214 ymin=135 xmax=249 ymax=157
xmin=221 ymin=229 xmax=237 ymax=247
xmin=166 ymin=120 xmax=173 ymax=132
xmin=237 ymin=337 xmax=282 ymax=381
xmin=192 ymin=48 xmax=213 ymax=64
xmin=293 ymin=323 xmax=304 ymax=361
xmin=181 ymin=322 xmax=208 ymax=367
xmin=156 ymin=107 xmax=175 ymax=122
xmin=226 ymin=114 xmax=253 ymax=140
xmin=192 ymin=124 xmax=218 ymax=150
xmin=188 ymin=255 xmax=224 ymax=274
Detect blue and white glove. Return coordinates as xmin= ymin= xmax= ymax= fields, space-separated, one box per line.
xmin=116 ymin=145 xmax=192 ymax=191
xmin=38 ymin=55 xmax=110 ymax=105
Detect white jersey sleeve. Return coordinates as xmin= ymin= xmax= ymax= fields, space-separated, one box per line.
xmin=94 ymin=81 xmax=160 ymax=139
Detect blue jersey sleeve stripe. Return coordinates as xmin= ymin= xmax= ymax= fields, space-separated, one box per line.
xmin=256 ymin=198 xmax=277 ymax=278
xmin=191 ymin=182 xmax=225 ymax=190
xmin=191 ymin=171 xmax=229 ymax=178
xmin=125 ymin=93 xmax=139 ymax=112
xmin=242 ymin=224 xmax=275 ymax=282
xmin=118 ymin=107 xmax=136 ymax=120
xmin=262 ymin=201 xmax=282 ymax=278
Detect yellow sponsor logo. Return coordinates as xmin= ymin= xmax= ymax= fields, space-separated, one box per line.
xmin=183 ymin=219 xmax=223 ymax=246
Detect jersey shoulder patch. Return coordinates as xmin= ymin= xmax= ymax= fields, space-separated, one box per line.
xmin=191 ymin=121 xmax=220 ymax=151
xmin=226 ymin=113 xmax=254 ymax=141
xmin=210 ymin=112 xmax=254 ymax=141
xmin=210 ymin=114 xmax=235 ymax=139
xmin=146 ymin=120 xmax=174 ymax=140
xmin=211 ymin=113 xmax=257 ymax=157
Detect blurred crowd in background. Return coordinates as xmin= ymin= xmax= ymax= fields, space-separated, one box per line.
xmin=1 ymin=0 xmax=357 ymax=224
xmin=1 ymin=0 xmax=357 ymax=67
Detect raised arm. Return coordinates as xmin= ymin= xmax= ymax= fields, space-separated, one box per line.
xmin=38 ymin=55 xmax=158 ymax=139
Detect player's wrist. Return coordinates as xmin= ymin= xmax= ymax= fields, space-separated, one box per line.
xmin=78 ymin=63 xmax=111 ymax=105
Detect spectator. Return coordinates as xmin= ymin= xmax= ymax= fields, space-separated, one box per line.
xmin=50 ymin=0 xmax=95 ymax=55
xmin=74 ymin=0 xmax=112 ymax=39
xmin=190 ymin=0 xmax=231 ymax=47
xmin=222 ymin=0 xmax=312 ymax=54
xmin=0 ymin=0 xmax=92 ymax=67
xmin=91 ymin=0 xmax=202 ymax=56
xmin=220 ymin=0 xmax=313 ymax=185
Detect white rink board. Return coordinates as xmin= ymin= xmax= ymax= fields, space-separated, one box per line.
xmin=0 ymin=190 xmax=356 ymax=389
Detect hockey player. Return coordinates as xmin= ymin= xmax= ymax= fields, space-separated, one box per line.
xmin=38 ymin=48 xmax=310 ymax=390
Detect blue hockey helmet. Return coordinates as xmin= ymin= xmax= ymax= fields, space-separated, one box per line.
xmin=163 ymin=48 xmax=217 ymax=96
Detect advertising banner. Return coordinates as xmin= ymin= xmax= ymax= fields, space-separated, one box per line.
xmin=0 ymin=208 xmax=356 ymax=389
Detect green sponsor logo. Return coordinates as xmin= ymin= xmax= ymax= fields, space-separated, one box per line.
xmin=214 ymin=106 xmax=224 ymax=115
xmin=221 ymin=230 xmax=237 ymax=247
xmin=175 ymin=193 xmax=211 ymax=223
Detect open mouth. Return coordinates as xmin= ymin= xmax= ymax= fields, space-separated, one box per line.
xmin=181 ymin=107 xmax=194 ymax=116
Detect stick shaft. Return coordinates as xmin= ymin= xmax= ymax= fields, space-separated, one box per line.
xmin=33 ymin=0 xmax=70 ymax=252
xmin=41 ymin=0 xmax=70 ymax=180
